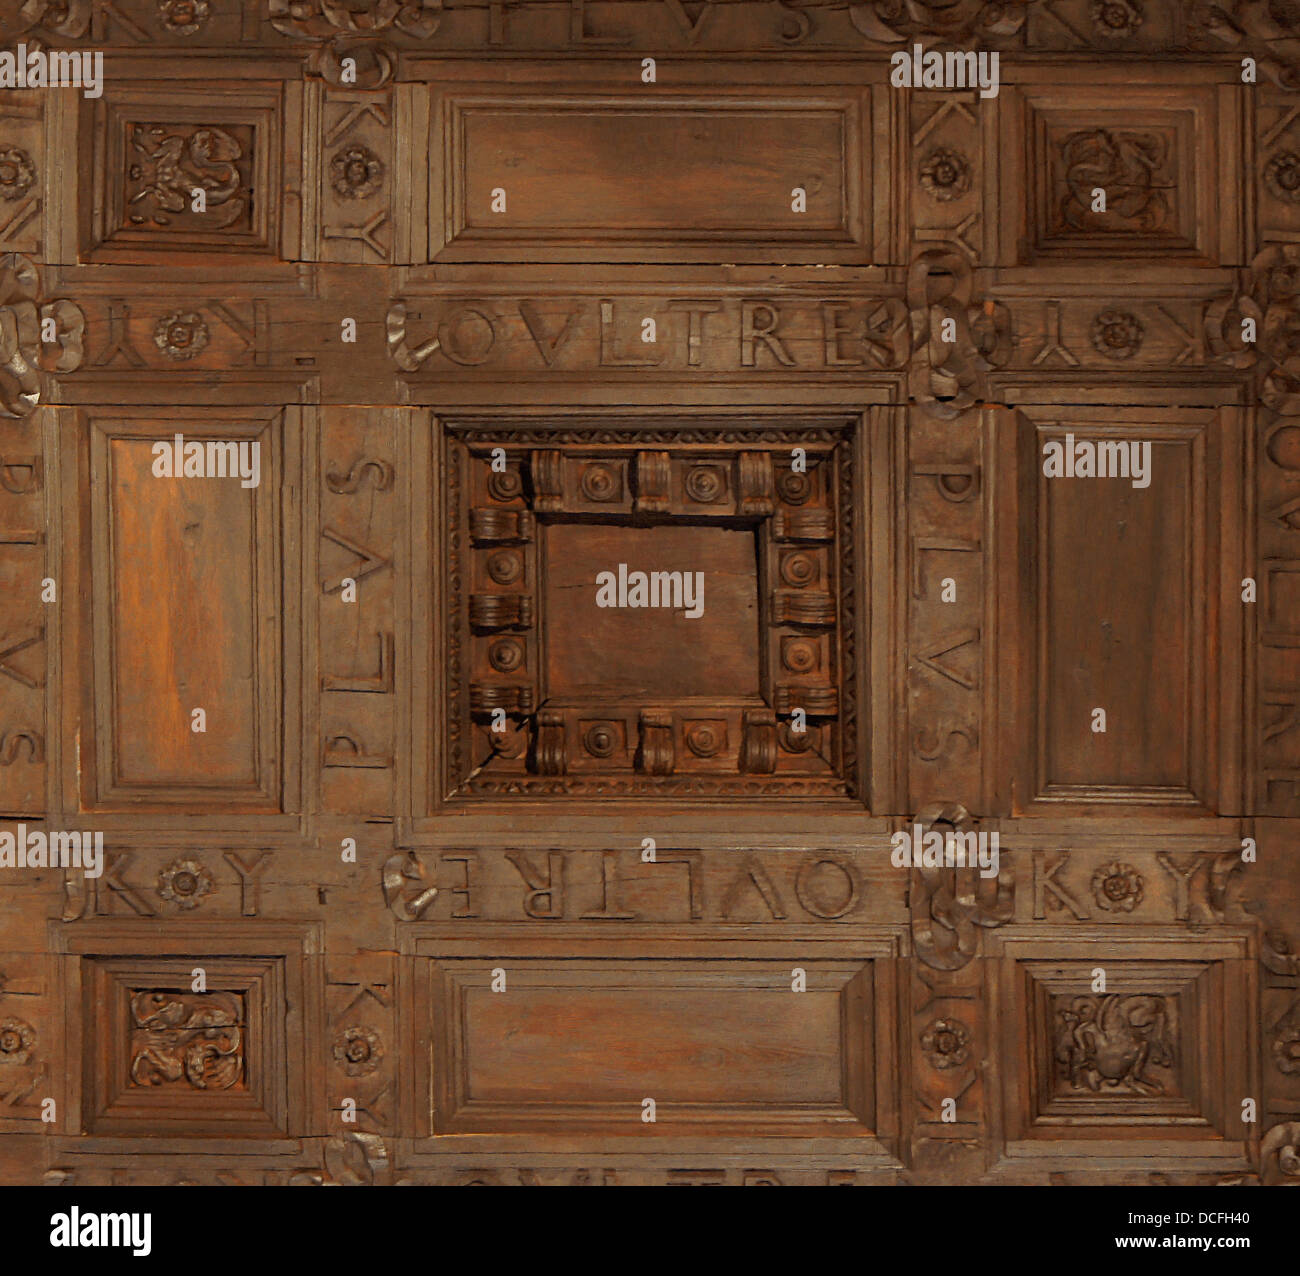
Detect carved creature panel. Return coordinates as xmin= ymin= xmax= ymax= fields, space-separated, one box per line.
xmin=1053 ymin=994 xmax=1176 ymax=1096
xmin=127 ymin=990 xmax=244 ymax=1090
xmin=124 ymin=123 xmax=253 ymax=232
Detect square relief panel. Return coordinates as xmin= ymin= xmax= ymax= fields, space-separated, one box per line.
xmin=991 ymin=934 xmax=1256 ymax=1169
xmin=436 ymin=417 xmax=862 ymax=803
xmin=83 ymin=84 xmax=287 ymax=260
xmin=55 ymin=920 xmax=318 ymax=1142
xmin=81 ymin=956 xmax=288 ymax=1137
xmin=1000 ymin=83 xmax=1240 ymax=266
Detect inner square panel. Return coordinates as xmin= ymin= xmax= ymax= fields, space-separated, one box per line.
xmin=542 ymin=522 xmax=762 ymax=700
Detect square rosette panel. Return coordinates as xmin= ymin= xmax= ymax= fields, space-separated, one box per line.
xmin=439 ymin=419 xmax=860 ymax=801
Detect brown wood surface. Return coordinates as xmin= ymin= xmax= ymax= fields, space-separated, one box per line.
xmin=0 ymin=0 xmax=1297 ymax=1187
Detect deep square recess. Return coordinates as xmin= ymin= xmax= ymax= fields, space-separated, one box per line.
xmin=542 ymin=522 xmax=761 ymax=700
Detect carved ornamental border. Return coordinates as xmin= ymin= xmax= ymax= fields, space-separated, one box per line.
xmin=440 ymin=417 xmax=861 ymax=799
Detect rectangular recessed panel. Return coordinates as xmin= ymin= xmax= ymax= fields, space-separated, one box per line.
xmin=543 ymin=522 xmax=760 ymax=700
xmin=424 ymin=954 xmax=876 ymax=1137
xmin=1042 ymin=438 xmax=1190 ymax=790
xmin=463 ymin=983 xmax=840 ymax=1104
xmin=86 ymin=416 xmax=283 ymax=813
xmin=107 ymin=437 xmax=258 ymax=786
xmin=449 ymin=97 xmax=860 ymax=260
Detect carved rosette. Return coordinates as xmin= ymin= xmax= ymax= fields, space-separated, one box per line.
xmin=0 ymin=254 xmax=85 ymax=419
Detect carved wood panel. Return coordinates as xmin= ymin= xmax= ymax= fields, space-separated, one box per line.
xmin=0 ymin=0 xmax=1297 ymax=1192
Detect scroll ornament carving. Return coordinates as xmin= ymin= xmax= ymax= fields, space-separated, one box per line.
xmin=1206 ymin=245 xmax=1300 ymax=414
xmin=381 ymin=850 xmax=437 ymax=920
xmin=291 ymin=1132 xmax=390 ymax=1186
xmin=848 ymin=0 xmax=1030 ymax=41
xmin=7 ymin=0 xmax=91 ymax=39
xmin=908 ymin=801 xmax=1013 ymax=970
xmin=906 ymin=246 xmax=1012 ymax=420
xmin=0 ymin=254 xmax=85 ymax=419
xmin=1189 ymin=0 xmax=1300 ymax=89
xmin=1261 ymin=1121 xmax=1300 ymax=1184
xmin=269 ymin=0 xmax=443 ymax=88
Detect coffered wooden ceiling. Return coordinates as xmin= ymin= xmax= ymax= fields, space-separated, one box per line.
xmin=1 ymin=0 xmax=1299 ymax=1187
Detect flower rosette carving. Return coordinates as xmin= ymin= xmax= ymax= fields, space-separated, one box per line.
xmin=1090 ymin=309 xmax=1144 ymax=360
xmin=157 ymin=0 xmax=210 ymax=35
xmin=331 ymin=145 xmax=385 ymax=200
xmin=0 ymin=253 xmax=85 ymax=419
xmin=332 ymin=1025 xmax=383 ymax=1077
xmin=156 ymin=857 xmax=215 ymax=909
xmin=1090 ymin=0 xmax=1143 ymax=38
xmin=919 ymin=148 xmax=971 ymax=203
xmin=848 ymin=0 xmax=1029 ymax=41
xmin=1206 ymin=244 xmax=1300 ymax=413
xmin=920 ymin=1017 xmax=970 ymax=1069
xmin=154 ymin=311 xmax=210 ymax=361
xmin=1266 ymin=151 xmax=1300 ymax=205
xmin=0 ymin=1016 xmax=35 ymax=1066
xmin=0 ymin=147 xmax=36 ymax=202
xmin=1091 ymin=861 xmax=1144 ymax=912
